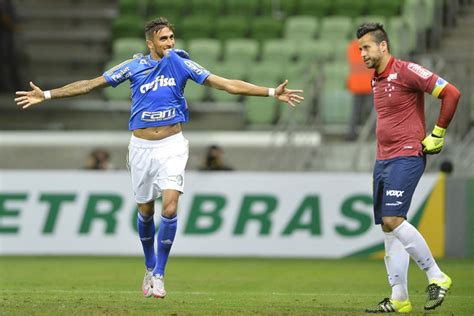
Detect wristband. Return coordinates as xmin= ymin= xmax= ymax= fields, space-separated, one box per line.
xmin=432 ymin=125 xmax=446 ymax=137
xmin=44 ymin=90 xmax=52 ymax=100
xmin=268 ymin=88 xmax=275 ymax=97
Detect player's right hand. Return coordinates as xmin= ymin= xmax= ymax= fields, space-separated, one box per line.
xmin=421 ymin=125 xmax=446 ymax=155
xmin=14 ymin=81 xmax=46 ymax=109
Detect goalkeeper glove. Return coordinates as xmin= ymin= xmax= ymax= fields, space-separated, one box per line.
xmin=421 ymin=125 xmax=446 ymax=154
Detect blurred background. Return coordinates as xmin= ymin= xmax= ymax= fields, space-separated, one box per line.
xmin=0 ymin=0 xmax=472 ymax=173
xmin=0 ymin=0 xmax=473 ymax=258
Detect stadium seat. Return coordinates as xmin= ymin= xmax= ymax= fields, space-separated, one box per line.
xmin=225 ymin=0 xmax=259 ymax=16
xmin=261 ymin=39 xmax=296 ymax=67
xmin=322 ymin=62 xmax=349 ymax=91
xmin=112 ymin=37 xmax=147 ymax=61
xmin=319 ymin=16 xmax=353 ymax=40
xmin=188 ymin=39 xmax=221 ymax=66
xmin=296 ymin=40 xmax=327 ymax=64
xmin=112 ymin=15 xmax=144 ymax=40
xmin=119 ymin=0 xmax=144 ymax=16
xmin=366 ymin=0 xmax=402 ymax=17
xmin=297 ymin=0 xmax=332 ymax=17
xmin=401 ymin=0 xmax=424 ymax=54
xmin=250 ymin=17 xmax=283 ymax=44
xmin=223 ymin=38 xmax=259 ymax=65
xmin=279 ymin=61 xmax=314 ymax=124
xmin=184 ymin=81 xmax=208 ymax=103
xmin=258 ymin=0 xmax=275 ymax=16
xmin=244 ymin=63 xmax=282 ymax=126
xmin=387 ymin=17 xmax=410 ymax=57
xmin=103 ymin=60 xmax=132 ymax=101
xmin=320 ymin=89 xmax=352 ymax=125
xmin=215 ymin=16 xmax=249 ymax=42
xmin=148 ymin=0 xmax=186 ymax=19
xmin=304 ymin=38 xmax=347 ymax=63
xmin=190 ymin=0 xmax=222 ymax=17
xmin=280 ymin=0 xmax=299 ymax=17
xmin=208 ymin=62 xmax=247 ymax=102
xmin=332 ymin=0 xmax=367 ymax=18
xmin=284 ymin=16 xmax=319 ymax=41
xmin=180 ymin=15 xmax=214 ymax=41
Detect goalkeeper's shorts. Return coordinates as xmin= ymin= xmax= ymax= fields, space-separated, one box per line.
xmin=372 ymin=155 xmax=426 ymax=225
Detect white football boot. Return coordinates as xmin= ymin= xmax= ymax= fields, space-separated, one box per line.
xmin=142 ymin=268 xmax=154 ymax=298
xmin=151 ymin=274 xmax=167 ymax=299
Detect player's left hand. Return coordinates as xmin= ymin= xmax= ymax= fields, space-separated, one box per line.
xmin=14 ymin=81 xmax=46 ymax=109
xmin=421 ymin=125 xmax=446 ymax=154
xmin=274 ymin=80 xmax=304 ymax=107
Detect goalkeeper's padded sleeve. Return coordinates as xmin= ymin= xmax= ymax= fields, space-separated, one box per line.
xmin=436 ymin=83 xmax=461 ymax=128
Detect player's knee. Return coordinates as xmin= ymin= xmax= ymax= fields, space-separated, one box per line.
xmin=161 ymin=200 xmax=178 ymax=218
xmin=138 ymin=202 xmax=155 ymax=217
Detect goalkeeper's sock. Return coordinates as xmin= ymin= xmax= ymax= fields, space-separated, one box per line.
xmin=137 ymin=212 xmax=156 ymax=270
xmin=392 ymin=221 xmax=444 ymax=281
xmin=154 ymin=215 xmax=177 ymax=276
xmin=384 ymin=232 xmax=409 ymax=301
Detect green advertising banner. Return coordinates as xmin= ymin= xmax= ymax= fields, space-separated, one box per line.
xmin=0 ymin=171 xmax=438 ymax=257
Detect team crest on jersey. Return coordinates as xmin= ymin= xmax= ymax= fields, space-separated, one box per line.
xmin=387 ymin=73 xmax=398 ymax=81
xmin=407 ymin=63 xmax=432 ymax=79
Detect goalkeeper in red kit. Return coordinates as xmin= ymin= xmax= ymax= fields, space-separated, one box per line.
xmin=355 ymin=23 xmax=461 ymax=314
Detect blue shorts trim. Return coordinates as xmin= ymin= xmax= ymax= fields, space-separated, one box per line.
xmin=373 ymin=156 xmax=425 ymax=225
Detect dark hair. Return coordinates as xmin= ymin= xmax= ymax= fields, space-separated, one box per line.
xmin=356 ymin=22 xmax=390 ymax=52
xmin=145 ymin=17 xmax=174 ymax=39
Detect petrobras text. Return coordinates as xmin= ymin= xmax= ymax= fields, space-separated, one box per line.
xmin=140 ymin=75 xmax=176 ymax=93
xmin=141 ymin=108 xmax=176 ymax=122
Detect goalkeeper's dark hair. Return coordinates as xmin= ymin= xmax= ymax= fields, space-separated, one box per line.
xmin=145 ymin=17 xmax=174 ymax=39
xmin=356 ymin=22 xmax=390 ymax=52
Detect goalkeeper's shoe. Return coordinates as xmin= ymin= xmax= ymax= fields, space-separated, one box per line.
xmin=424 ymin=273 xmax=452 ymax=310
xmin=151 ymin=274 xmax=167 ymax=299
xmin=142 ymin=268 xmax=154 ymax=298
xmin=365 ymin=298 xmax=412 ymax=313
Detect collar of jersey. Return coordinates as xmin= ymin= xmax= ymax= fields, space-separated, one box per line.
xmin=375 ymin=56 xmax=395 ymax=79
xmin=147 ymin=54 xmax=163 ymax=66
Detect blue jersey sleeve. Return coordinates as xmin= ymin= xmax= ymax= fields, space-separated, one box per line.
xmin=170 ymin=50 xmax=210 ymax=85
xmin=102 ymin=59 xmax=135 ymax=88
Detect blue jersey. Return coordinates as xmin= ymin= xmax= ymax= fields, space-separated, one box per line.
xmin=103 ymin=49 xmax=210 ymax=130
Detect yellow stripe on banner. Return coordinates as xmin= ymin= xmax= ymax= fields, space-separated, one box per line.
xmin=418 ymin=173 xmax=446 ymax=258
xmin=369 ymin=249 xmax=385 ymax=259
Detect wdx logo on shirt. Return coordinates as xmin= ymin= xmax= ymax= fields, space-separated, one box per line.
xmin=386 ymin=190 xmax=404 ymax=197
xmin=140 ymin=75 xmax=177 ymax=93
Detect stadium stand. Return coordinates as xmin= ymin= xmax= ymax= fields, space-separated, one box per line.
xmin=2 ymin=0 xmax=472 ymax=173
xmin=284 ymin=16 xmax=319 ymax=41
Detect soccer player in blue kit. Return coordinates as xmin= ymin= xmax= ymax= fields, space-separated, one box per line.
xmin=14 ymin=17 xmax=304 ymax=299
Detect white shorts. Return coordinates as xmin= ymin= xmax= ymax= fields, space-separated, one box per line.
xmin=128 ymin=132 xmax=189 ymax=204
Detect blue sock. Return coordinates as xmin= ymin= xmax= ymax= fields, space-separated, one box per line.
xmin=154 ymin=215 xmax=177 ymax=276
xmin=137 ymin=212 xmax=156 ymax=270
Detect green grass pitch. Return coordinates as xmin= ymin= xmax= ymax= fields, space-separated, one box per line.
xmin=1 ymin=257 xmax=473 ymax=315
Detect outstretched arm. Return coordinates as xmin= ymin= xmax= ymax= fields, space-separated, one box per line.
xmin=204 ymin=74 xmax=304 ymax=107
xmin=15 ymin=76 xmax=110 ymax=109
